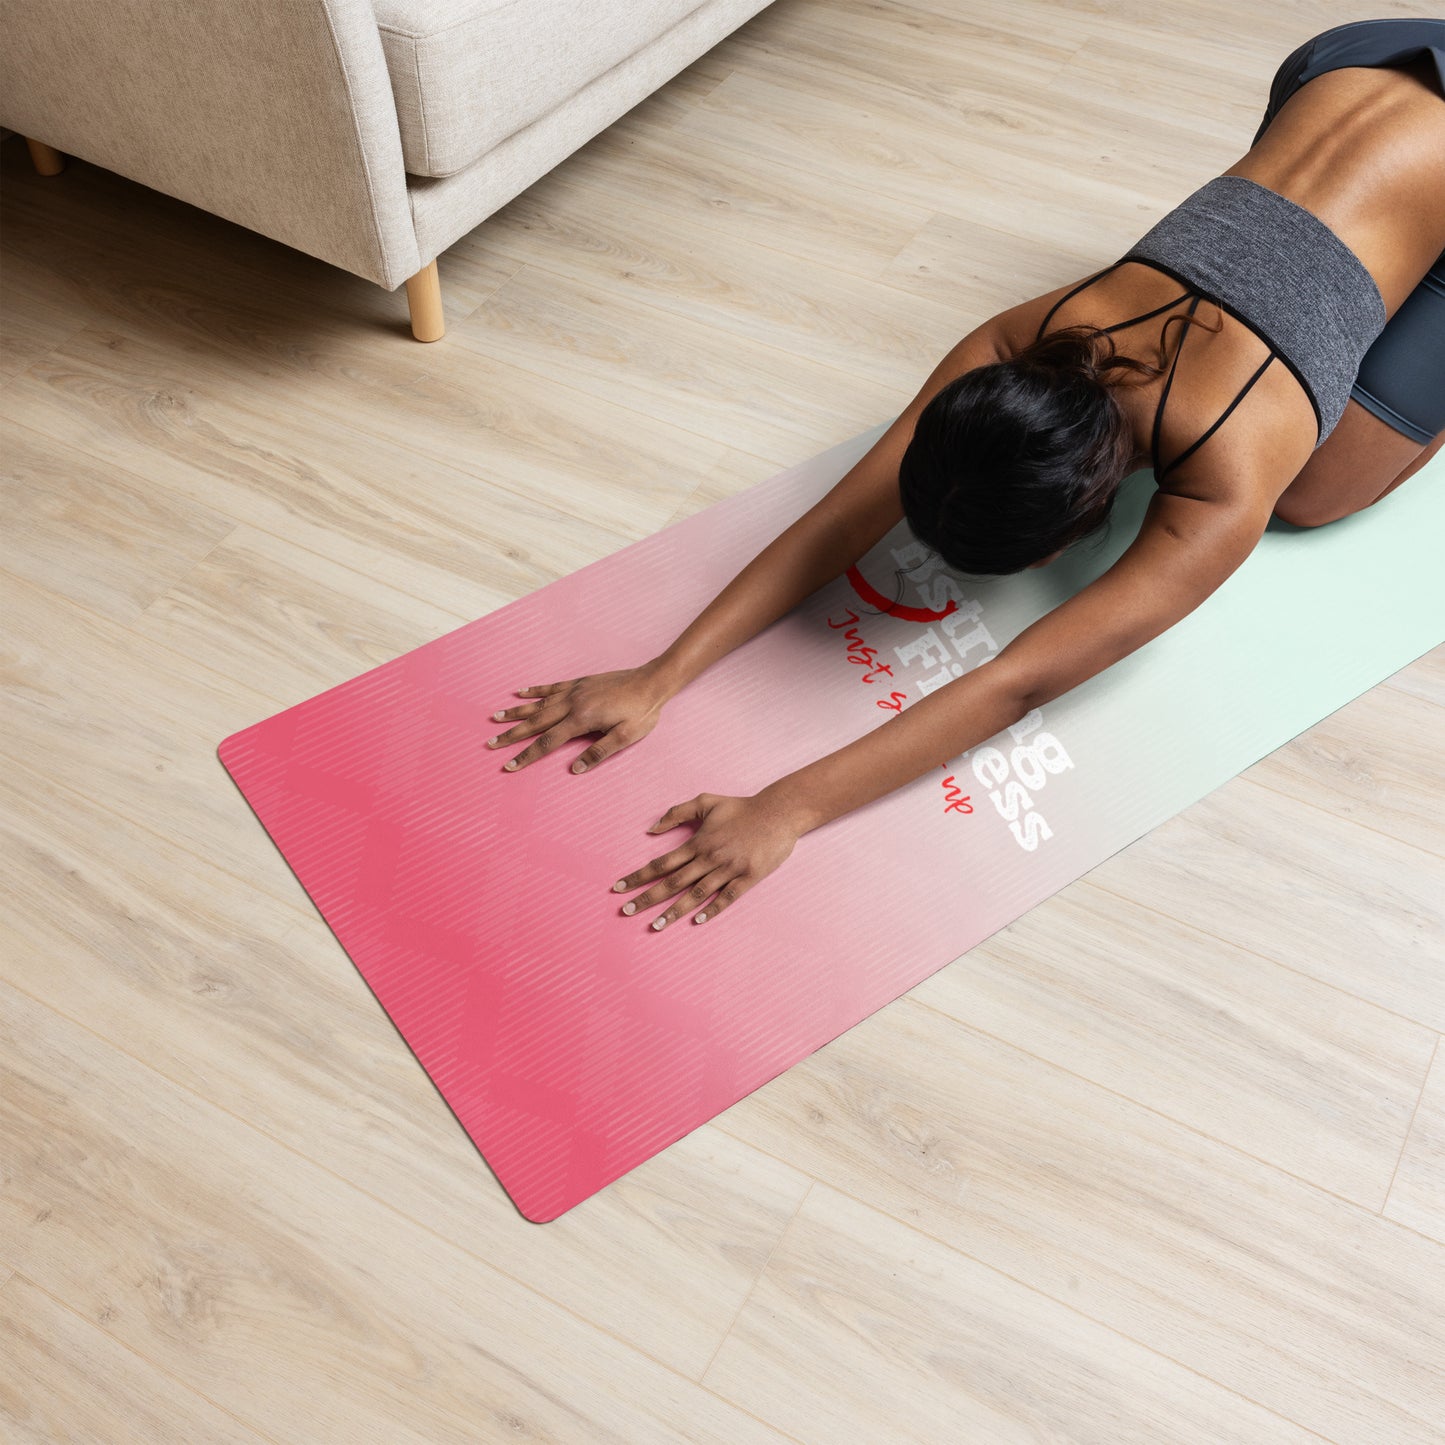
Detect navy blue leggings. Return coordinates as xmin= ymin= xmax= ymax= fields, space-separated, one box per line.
xmin=1254 ymin=17 xmax=1445 ymax=445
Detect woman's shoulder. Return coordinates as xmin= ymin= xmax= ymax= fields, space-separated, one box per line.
xmin=988 ymin=277 xmax=1095 ymax=358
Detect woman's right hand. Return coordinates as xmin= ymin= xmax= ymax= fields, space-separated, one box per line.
xmin=487 ymin=663 xmax=676 ymax=775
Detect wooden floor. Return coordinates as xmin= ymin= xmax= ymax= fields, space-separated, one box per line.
xmin=4 ymin=2 xmax=1443 ymax=1440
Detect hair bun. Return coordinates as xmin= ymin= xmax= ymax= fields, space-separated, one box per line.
xmin=1029 ymin=325 xmax=1112 ymax=385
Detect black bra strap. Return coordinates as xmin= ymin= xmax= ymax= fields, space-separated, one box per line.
xmin=1034 ymin=262 xmax=1124 ymax=342
xmin=1096 ymin=290 xmax=1195 ymax=337
xmin=1037 ymin=260 xmax=1199 ymax=346
xmin=1157 ymin=349 xmax=1276 ymax=482
xmin=1151 ymin=294 xmax=1203 ymax=477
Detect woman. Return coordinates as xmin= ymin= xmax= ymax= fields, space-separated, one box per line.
xmin=489 ymin=17 xmax=1445 ymax=931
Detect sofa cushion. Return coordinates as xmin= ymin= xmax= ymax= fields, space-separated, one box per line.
xmin=373 ymin=0 xmax=710 ymax=178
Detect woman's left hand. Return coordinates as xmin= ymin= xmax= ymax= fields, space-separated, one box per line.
xmin=612 ymin=789 xmax=806 ymax=931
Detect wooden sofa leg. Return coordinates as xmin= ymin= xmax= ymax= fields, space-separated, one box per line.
xmin=24 ymin=137 xmax=66 ymax=175
xmin=405 ymin=260 xmax=445 ymax=342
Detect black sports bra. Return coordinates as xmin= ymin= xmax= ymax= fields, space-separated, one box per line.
xmin=1033 ymin=258 xmax=1280 ymax=485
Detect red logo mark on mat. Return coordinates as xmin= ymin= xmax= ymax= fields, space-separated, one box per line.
xmin=845 ymin=563 xmax=957 ymax=623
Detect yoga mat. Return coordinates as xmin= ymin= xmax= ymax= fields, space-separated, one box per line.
xmin=220 ymin=422 xmax=1444 ymax=1222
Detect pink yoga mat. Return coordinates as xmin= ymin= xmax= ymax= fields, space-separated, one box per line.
xmin=220 ymin=423 xmax=1444 ymax=1221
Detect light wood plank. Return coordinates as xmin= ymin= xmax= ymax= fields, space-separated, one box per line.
xmin=450 ymin=262 xmax=892 ymax=463
xmin=557 ymin=116 xmax=937 ymax=281
xmin=0 ymin=570 xmax=318 ymax=918
xmin=0 ymin=982 xmax=794 ymax=1444
xmin=886 ymin=0 xmax=1347 ymax=58
xmin=1242 ymin=680 xmax=1445 ymax=860
xmin=0 ymin=323 xmax=765 ymax=621
xmin=0 ymin=245 xmax=88 ymax=384
xmin=705 ymin=1183 xmax=1321 ymax=1444
xmin=1387 ymin=1040 xmax=1445 ymax=1244
xmin=908 ymin=874 xmax=1438 ymax=1208
xmin=1384 ymin=644 xmax=1445 ymax=710
xmin=1 ymin=418 xmax=236 ymax=624
xmin=722 ymin=0 xmax=1082 ymax=100
xmin=675 ymin=66 xmax=1166 ymax=271
xmin=0 ymin=1274 xmax=268 ymax=1445
xmin=422 ymin=155 xmax=967 ymax=392
xmin=881 ymin=209 xmax=1098 ymax=314
xmin=1045 ymin=31 xmax=1275 ymax=148
xmin=715 ymin=996 xmax=1445 ymax=1444
xmin=134 ymin=522 xmax=466 ymax=705
xmin=1088 ymin=774 xmax=1445 ymax=1030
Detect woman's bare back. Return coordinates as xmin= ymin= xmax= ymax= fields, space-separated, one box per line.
xmin=1000 ymin=55 xmax=1445 ymax=512
xmin=1226 ymin=54 xmax=1445 ymax=312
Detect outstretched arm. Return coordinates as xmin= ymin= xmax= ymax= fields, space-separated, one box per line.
xmin=614 ymin=488 xmax=1273 ymax=930
xmin=767 ymin=488 xmax=1271 ymax=833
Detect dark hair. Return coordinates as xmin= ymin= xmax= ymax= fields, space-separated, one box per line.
xmin=897 ymin=315 xmax=1215 ymax=576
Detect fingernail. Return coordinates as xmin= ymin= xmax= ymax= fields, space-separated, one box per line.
xmin=571 ymin=760 xmax=586 ymax=773
xmin=492 ymin=712 xmax=505 ymax=721
xmin=612 ymin=880 xmax=627 ymax=892
xmin=652 ymin=917 xmax=667 ymax=931
xmin=695 ymin=912 xmax=708 ymax=924
xmin=622 ymin=902 xmax=635 ymax=915
xmin=503 ymin=760 xmax=517 ymax=771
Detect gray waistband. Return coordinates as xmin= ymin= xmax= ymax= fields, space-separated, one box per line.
xmin=1122 ymin=175 xmax=1387 ymax=443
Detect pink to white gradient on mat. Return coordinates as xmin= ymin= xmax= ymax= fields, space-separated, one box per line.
xmin=219 ymin=423 xmax=1445 ymax=1221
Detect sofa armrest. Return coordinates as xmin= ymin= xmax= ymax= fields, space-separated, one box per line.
xmin=0 ymin=0 xmax=421 ymax=289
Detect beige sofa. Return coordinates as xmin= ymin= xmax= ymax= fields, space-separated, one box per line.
xmin=1 ymin=0 xmax=775 ymax=340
